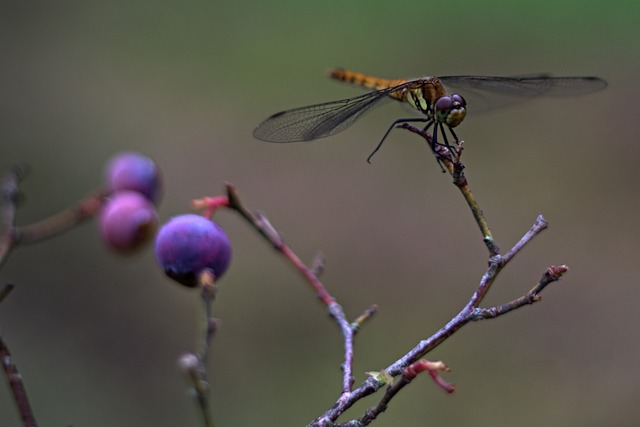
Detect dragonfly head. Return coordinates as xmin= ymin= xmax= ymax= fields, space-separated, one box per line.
xmin=434 ymin=94 xmax=466 ymax=128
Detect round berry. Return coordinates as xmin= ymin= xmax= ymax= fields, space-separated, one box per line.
xmin=99 ymin=191 xmax=159 ymax=253
xmin=155 ymin=214 xmax=232 ymax=287
xmin=105 ymin=152 xmax=163 ymax=204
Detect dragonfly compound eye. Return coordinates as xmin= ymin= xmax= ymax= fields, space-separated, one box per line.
xmin=434 ymin=95 xmax=467 ymax=128
xmin=452 ymin=94 xmax=466 ymax=107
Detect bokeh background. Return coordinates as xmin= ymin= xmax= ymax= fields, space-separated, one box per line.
xmin=1 ymin=1 xmax=638 ymax=426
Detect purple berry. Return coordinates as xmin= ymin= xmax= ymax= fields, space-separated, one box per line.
xmin=105 ymin=152 xmax=163 ymax=204
xmin=99 ymin=191 xmax=159 ymax=253
xmin=155 ymin=214 xmax=232 ymax=287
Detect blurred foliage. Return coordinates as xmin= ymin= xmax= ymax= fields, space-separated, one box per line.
xmin=1 ymin=1 xmax=639 ymax=426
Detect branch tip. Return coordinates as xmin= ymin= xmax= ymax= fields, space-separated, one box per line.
xmin=547 ymin=264 xmax=569 ymax=280
xmin=403 ymin=360 xmax=455 ymax=394
xmin=536 ymin=214 xmax=549 ymax=228
xmin=351 ymin=304 xmax=378 ymax=332
xmin=224 ymin=182 xmax=241 ymax=208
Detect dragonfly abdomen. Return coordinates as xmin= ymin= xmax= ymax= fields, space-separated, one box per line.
xmin=330 ymin=68 xmax=447 ymax=111
xmin=330 ymin=68 xmax=407 ymax=97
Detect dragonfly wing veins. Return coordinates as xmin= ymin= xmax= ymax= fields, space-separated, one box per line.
xmin=254 ymin=83 xmax=420 ymax=143
xmin=439 ymin=75 xmax=607 ymax=112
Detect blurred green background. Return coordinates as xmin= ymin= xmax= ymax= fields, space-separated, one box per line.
xmin=1 ymin=1 xmax=638 ymax=426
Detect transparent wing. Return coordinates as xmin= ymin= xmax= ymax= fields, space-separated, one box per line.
xmin=254 ymin=83 xmax=414 ymax=143
xmin=439 ymin=75 xmax=607 ymax=112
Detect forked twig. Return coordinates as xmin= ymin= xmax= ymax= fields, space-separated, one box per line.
xmin=0 ymin=117 xmax=567 ymax=427
xmin=0 ymin=166 xmax=107 ymax=426
xmin=305 ymin=124 xmax=565 ymax=426
xmin=195 ymin=188 xmax=378 ymax=394
xmin=225 ymin=186 xmax=377 ymax=393
xmin=194 ymin=164 xmax=564 ymax=427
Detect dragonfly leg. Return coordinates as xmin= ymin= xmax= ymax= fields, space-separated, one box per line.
xmin=447 ymin=127 xmax=463 ymax=161
xmin=366 ymin=117 xmax=430 ymax=163
xmin=448 ymin=127 xmax=461 ymax=147
xmin=435 ymin=124 xmax=461 ymax=162
xmin=428 ymin=123 xmax=455 ymax=165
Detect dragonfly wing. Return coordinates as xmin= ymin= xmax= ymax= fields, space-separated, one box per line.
xmin=254 ymin=88 xmax=398 ymax=143
xmin=439 ymin=75 xmax=607 ymax=112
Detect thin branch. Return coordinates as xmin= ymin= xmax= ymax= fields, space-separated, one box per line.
xmin=351 ymin=305 xmax=378 ymax=333
xmin=0 ymin=332 xmax=38 ymax=427
xmin=194 ymin=178 xmax=562 ymax=426
xmin=14 ymin=188 xmax=107 ymax=245
xmin=310 ymin=260 xmax=564 ymax=426
xmin=195 ymin=117 xmax=565 ymax=426
xmin=503 ymin=214 xmax=549 ymax=263
xmin=354 ymin=361 xmax=454 ymax=426
xmin=396 ymin=123 xmax=500 ymax=255
xmin=306 ymin=125 xmax=564 ymax=425
xmin=471 ymin=265 xmax=569 ymax=320
xmin=178 ymin=269 xmax=220 ymax=427
xmin=178 ymin=352 xmax=214 ymax=427
xmin=454 ymin=173 xmax=500 ymax=255
xmin=329 ymin=302 xmax=357 ymax=392
xmin=197 ymin=269 xmax=218 ymax=374
xmin=204 ymin=184 xmax=377 ymax=394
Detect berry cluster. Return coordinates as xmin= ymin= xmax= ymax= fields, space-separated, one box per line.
xmin=97 ymin=151 xmax=232 ymax=287
xmin=99 ymin=152 xmax=162 ymax=253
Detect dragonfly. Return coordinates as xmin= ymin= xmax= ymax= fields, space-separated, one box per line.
xmin=254 ymin=68 xmax=607 ymax=162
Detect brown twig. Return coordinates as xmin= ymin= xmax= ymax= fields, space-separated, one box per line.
xmin=178 ymin=269 xmax=219 ymax=427
xmin=197 ymin=185 xmax=375 ymax=394
xmin=305 ymin=126 xmax=564 ymax=426
xmin=178 ymin=352 xmax=214 ymax=427
xmin=354 ymin=361 xmax=454 ymax=426
xmin=193 ymin=178 xmax=562 ymax=427
xmin=0 ymin=333 xmax=38 ymax=427
xmin=192 ymin=122 xmax=565 ymax=426
xmin=397 ymin=123 xmax=499 ymax=255
xmin=472 ymin=265 xmax=569 ymax=320
xmin=197 ymin=270 xmax=219 ymax=386
xmin=14 ymin=188 xmax=108 ymax=245
xmin=310 ymin=238 xmax=564 ymax=427
xmin=224 ymin=183 xmax=355 ymax=391
xmin=1 ymin=166 xmax=108 ymax=259
xmin=194 ymin=176 xmax=562 ymax=426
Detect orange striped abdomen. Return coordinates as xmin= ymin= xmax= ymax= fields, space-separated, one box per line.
xmin=329 ymin=69 xmax=447 ymax=110
xmin=330 ymin=68 xmax=407 ymax=101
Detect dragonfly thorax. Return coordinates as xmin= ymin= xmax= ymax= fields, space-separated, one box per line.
xmin=434 ymin=94 xmax=467 ymax=128
xmin=404 ymin=82 xmax=466 ymax=129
